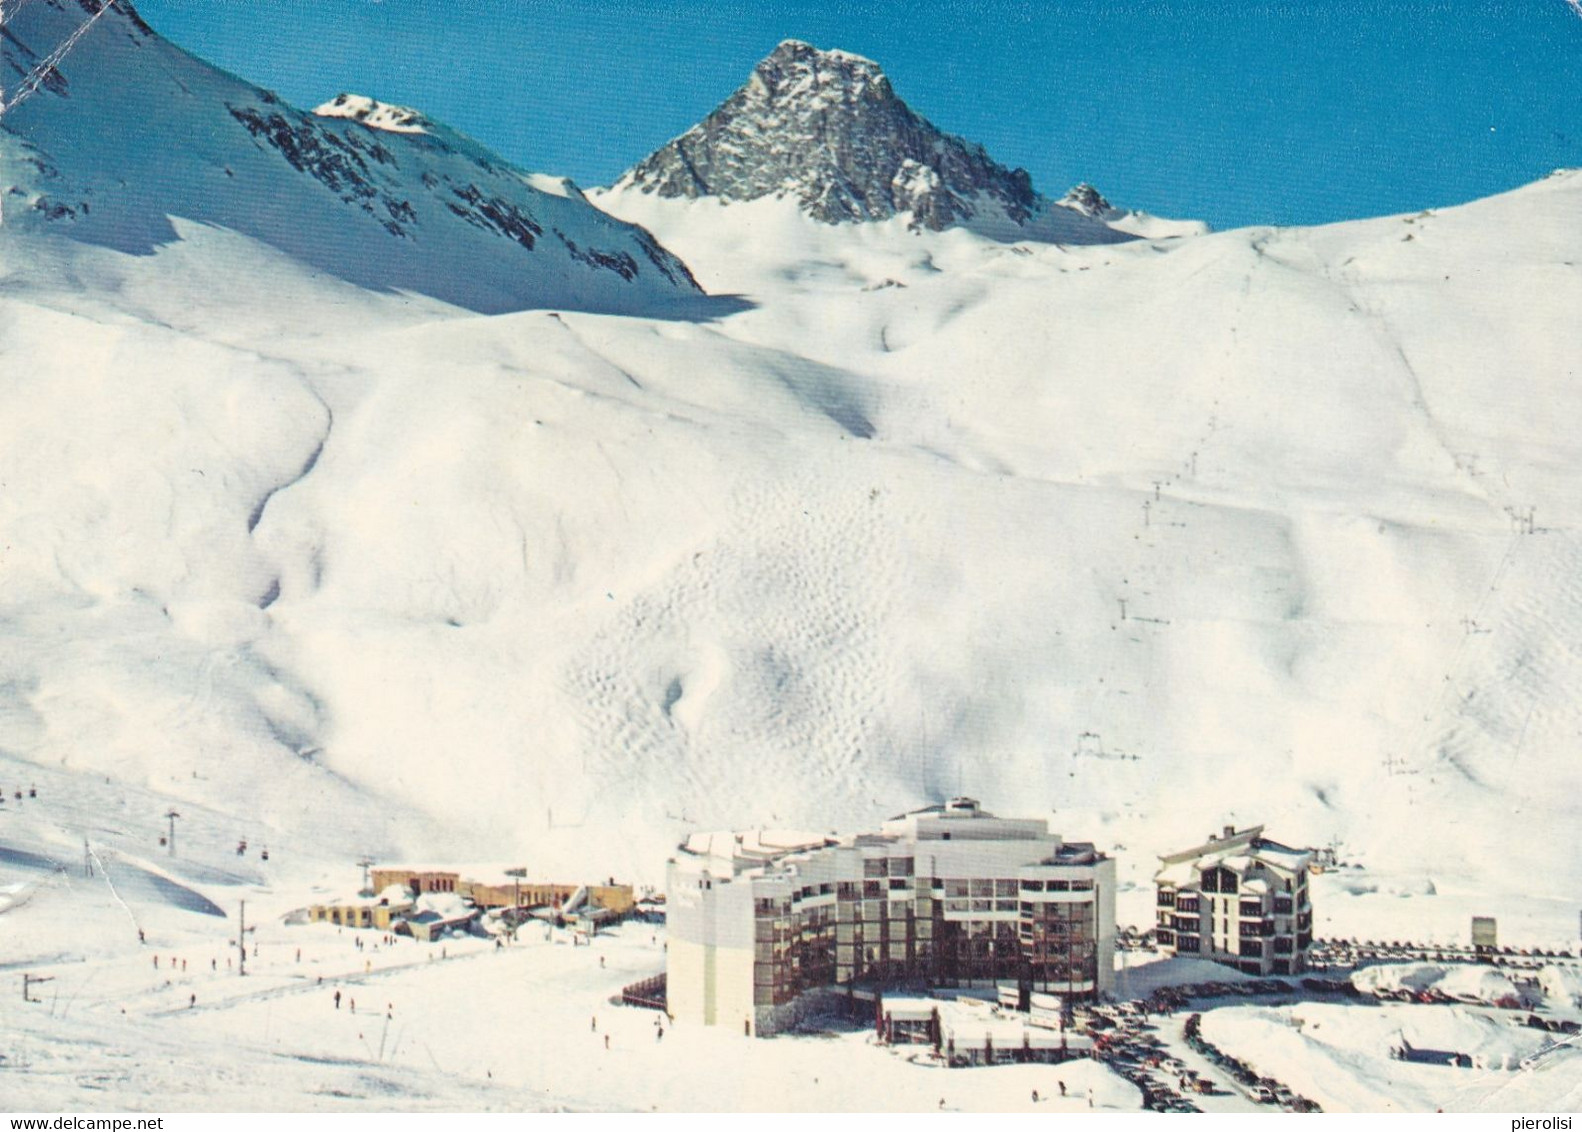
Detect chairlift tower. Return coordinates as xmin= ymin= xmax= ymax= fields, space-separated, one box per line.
xmin=22 ymin=972 xmax=54 ymax=1003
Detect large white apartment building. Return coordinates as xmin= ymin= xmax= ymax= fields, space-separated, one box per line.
xmin=666 ymin=798 xmax=1116 ymax=1036
xmin=1154 ymin=825 xmax=1313 ymax=976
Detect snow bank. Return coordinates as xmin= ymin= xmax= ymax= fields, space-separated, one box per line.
xmin=1350 ymin=962 xmax=1526 ymax=1006
xmin=1114 ymin=953 xmax=1257 ymax=999
xmin=1538 ymin=965 xmax=1582 ymax=1009
xmin=1201 ymin=1002 xmax=1571 ymax=1112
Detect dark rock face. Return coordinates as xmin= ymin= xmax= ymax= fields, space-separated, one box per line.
xmin=1060 ymin=182 xmax=1115 ymax=218
xmin=617 ymin=40 xmax=1044 ymax=230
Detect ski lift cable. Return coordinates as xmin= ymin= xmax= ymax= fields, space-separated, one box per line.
xmin=1 ymin=0 xmax=117 ymax=115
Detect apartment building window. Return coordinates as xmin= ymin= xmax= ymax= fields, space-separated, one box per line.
xmin=1239 ymin=939 xmax=1263 ymax=957
xmin=1202 ymin=866 xmax=1239 ymax=894
xmin=1156 ymin=887 xmax=1173 ymax=905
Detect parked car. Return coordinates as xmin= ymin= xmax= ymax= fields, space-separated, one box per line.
xmin=1251 ymin=1086 xmax=1277 ymax=1104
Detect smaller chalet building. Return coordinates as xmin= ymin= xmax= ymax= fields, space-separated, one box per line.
xmin=1154 ymin=825 xmax=1313 ymax=976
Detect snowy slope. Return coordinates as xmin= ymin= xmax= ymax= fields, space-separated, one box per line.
xmin=0 ymin=0 xmax=699 ymax=314
xmin=585 ymin=175 xmax=1582 ymax=918
xmin=3 ymin=166 xmax=1581 ymax=931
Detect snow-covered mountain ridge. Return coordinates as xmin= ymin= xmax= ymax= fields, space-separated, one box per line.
xmin=313 ymin=92 xmax=429 ymax=134
xmin=0 ymin=0 xmax=699 ymax=313
xmin=613 ymin=39 xmax=1198 ymax=242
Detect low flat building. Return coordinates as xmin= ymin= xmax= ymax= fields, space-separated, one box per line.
xmin=396 ymin=892 xmax=480 ymax=942
xmin=1154 ymin=825 xmax=1313 ymax=976
xmin=667 ymin=798 xmax=1116 ymax=1037
xmin=462 ymin=876 xmax=635 ymax=917
xmin=368 ymin=867 xmax=633 ymax=917
xmin=308 ymin=885 xmax=414 ymax=931
xmin=370 ymin=868 xmax=460 ymax=896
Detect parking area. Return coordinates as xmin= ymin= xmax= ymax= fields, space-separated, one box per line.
xmin=1085 ymin=980 xmax=1328 ymax=1114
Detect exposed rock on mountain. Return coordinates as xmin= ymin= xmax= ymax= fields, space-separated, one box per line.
xmin=615 ymin=39 xmax=1150 ymax=242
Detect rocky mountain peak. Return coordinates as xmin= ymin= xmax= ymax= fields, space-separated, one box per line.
xmin=748 ymin=39 xmax=894 ymax=106
xmin=614 ymin=39 xmax=1049 ymax=231
xmin=1060 ymin=182 xmax=1114 ymax=218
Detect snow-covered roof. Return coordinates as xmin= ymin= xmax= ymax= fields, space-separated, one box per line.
xmin=414 ymin=892 xmax=474 ymax=920
xmin=1155 ymin=861 xmax=1196 ymax=888
xmin=1250 ymin=842 xmax=1313 ymax=871
xmin=321 ymin=895 xmax=381 ymax=908
xmin=676 ymin=829 xmax=838 ymax=873
xmin=879 ymin=996 xmax=938 ymax=1021
xmin=1155 ymin=827 xmax=1312 ymax=882
xmin=453 ymin=866 xmax=534 ymax=888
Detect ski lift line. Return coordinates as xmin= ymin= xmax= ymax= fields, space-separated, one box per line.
xmin=0 ymin=0 xmax=116 ymax=115
xmin=85 ymin=843 xmax=140 ymax=933
xmin=1394 ymin=525 xmax=1525 ymax=778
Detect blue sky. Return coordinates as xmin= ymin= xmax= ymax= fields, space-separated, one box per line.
xmin=135 ymin=0 xmax=1580 ymax=231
